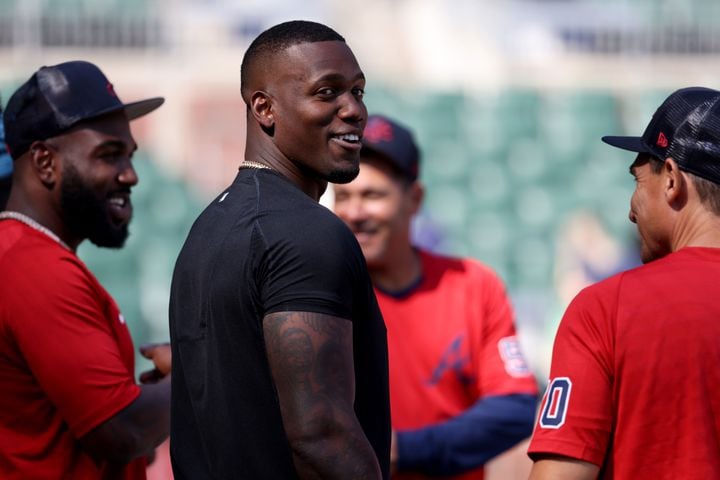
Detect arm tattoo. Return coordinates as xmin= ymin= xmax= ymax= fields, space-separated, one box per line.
xmin=263 ymin=312 xmax=354 ymax=421
xmin=263 ymin=311 xmax=380 ymax=479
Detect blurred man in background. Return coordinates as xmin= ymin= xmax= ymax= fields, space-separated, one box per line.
xmin=334 ymin=114 xmax=538 ymax=479
xmin=528 ymin=87 xmax=720 ymax=479
xmin=0 ymin=61 xmax=170 ymax=479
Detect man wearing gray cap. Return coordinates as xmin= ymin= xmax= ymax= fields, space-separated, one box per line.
xmin=0 ymin=61 xmax=170 ymax=479
xmin=528 ymin=87 xmax=720 ymax=479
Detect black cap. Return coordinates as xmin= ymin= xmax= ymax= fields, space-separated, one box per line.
xmin=603 ymin=87 xmax=720 ymax=184
xmin=3 ymin=60 xmax=164 ymax=160
xmin=361 ymin=114 xmax=420 ymax=181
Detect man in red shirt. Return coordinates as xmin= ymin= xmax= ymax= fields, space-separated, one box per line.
xmin=528 ymin=87 xmax=720 ymax=479
xmin=0 ymin=61 xmax=170 ymax=479
xmin=334 ymin=115 xmax=538 ymax=479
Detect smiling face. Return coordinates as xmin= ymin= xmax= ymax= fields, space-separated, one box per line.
xmin=266 ymin=40 xmax=367 ymax=184
xmin=333 ymin=155 xmax=422 ymax=269
xmin=51 ymin=111 xmax=138 ymax=248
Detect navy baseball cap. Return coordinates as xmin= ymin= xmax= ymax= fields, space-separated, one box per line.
xmin=361 ymin=114 xmax=420 ymax=181
xmin=602 ymin=87 xmax=720 ymax=184
xmin=3 ymin=60 xmax=164 ymax=160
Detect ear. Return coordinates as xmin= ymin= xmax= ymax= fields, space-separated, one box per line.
xmin=408 ymin=181 xmax=424 ymax=216
xmin=249 ymin=91 xmax=275 ymax=131
xmin=28 ymin=141 xmax=58 ymax=188
xmin=663 ymin=158 xmax=686 ymax=208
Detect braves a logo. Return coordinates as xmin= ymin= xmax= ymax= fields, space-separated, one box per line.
xmin=427 ymin=335 xmax=473 ymax=386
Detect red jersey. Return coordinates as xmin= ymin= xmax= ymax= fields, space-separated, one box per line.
xmin=0 ymin=220 xmax=145 ymax=479
xmin=529 ymin=247 xmax=720 ymax=478
xmin=377 ymin=250 xmax=538 ymax=480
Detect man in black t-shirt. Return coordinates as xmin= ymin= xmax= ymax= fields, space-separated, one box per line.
xmin=169 ymin=20 xmax=391 ymax=479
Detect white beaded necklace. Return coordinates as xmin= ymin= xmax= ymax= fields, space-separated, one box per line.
xmin=0 ymin=211 xmax=71 ymax=251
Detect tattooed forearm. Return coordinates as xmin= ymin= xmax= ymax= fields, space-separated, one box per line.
xmin=291 ymin=429 xmax=379 ymax=480
xmin=263 ymin=311 xmax=382 ymax=479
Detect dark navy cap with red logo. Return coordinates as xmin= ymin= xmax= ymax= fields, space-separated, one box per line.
xmin=3 ymin=60 xmax=164 ymax=160
xmin=361 ymin=114 xmax=420 ymax=181
xmin=602 ymin=86 xmax=720 ymax=185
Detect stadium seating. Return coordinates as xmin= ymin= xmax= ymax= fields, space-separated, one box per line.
xmin=68 ymin=86 xmax=658 ymax=363
xmin=78 ymin=154 xmax=204 ymax=351
xmin=364 ymin=86 xmax=642 ymax=289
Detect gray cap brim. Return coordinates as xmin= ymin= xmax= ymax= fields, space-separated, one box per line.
xmin=125 ymin=97 xmax=165 ymax=121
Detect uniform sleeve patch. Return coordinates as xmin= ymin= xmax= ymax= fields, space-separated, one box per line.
xmin=497 ymin=335 xmax=531 ymax=377
xmin=539 ymin=377 xmax=572 ymax=429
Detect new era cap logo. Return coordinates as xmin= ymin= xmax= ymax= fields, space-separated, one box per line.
xmin=657 ymin=132 xmax=668 ymax=148
xmin=364 ymin=118 xmax=394 ymax=143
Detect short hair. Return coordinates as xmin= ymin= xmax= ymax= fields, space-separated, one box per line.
xmin=629 ymin=153 xmax=663 ymax=180
xmin=691 ymin=173 xmax=720 ymax=215
xmin=633 ymin=153 xmax=720 ymax=215
xmin=240 ymin=20 xmax=345 ymax=100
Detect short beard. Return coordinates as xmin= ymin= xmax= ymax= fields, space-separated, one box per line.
xmin=324 ymin=163 xmax=360 ymax=184
xmin=60 ymin=163 xmax=129 ymax=248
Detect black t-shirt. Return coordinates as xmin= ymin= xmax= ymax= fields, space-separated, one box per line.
xmin=169 ymin=168 xmax=390 ymax=479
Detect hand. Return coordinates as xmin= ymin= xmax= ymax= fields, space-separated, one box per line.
xmin=139 ymin=342 xmax=171 ymax=384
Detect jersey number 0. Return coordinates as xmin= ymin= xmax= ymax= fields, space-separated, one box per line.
xmin=539 ymin=377 xmax=572 ymax=429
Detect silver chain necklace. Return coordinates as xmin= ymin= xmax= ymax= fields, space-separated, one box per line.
xmin=239 ymin=160 xmax=273 ymax=171
xmin=0 ymin=211 xmax=71 ymax=251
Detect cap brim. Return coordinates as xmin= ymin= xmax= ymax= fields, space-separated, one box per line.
xmin=360 ymin=143 xmax=403 ymax=171
xmin=124 ymin=97 xmax=165 ymax=120
xmin=601 ymin=135 xmax=649 ymax=153
xmin=361 ymin=142 xmax=392 ymax=161
xmin=77 ymin=97 xmax=165 ymax=126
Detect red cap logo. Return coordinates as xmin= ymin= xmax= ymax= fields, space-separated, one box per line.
xmin=106 ymin=82 xmax=117 ymax=98
xmin=657 ymin=132 xmax=668 ymax=148
xmin=364 ymin=118 xmax=394 ymax=143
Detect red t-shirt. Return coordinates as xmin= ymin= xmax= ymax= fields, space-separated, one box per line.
xmin=377 ymin=250 xmax=538 ymax=480
xmin=529 ymin=247 xmax=720 ymax=478
xmin=0 ymin=220 xmax=145 ymax=479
